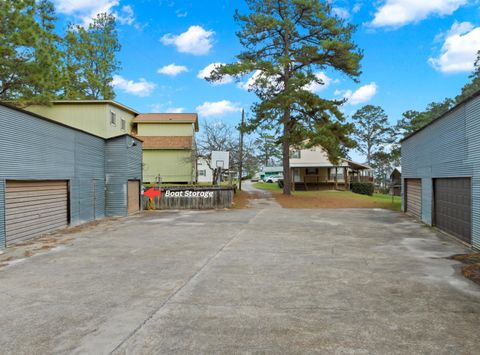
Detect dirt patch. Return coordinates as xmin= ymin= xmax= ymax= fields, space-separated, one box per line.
xmin=450 ymin=253 xmax=480 ymax=286
xmin=273 ymin=193 xmax=397 ymax=209
xmin=232 ymin=191 xmax=262 ymax=209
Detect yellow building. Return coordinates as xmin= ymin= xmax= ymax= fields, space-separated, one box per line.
xmin=26 ymin=100 xmax=138 ymax=138
xmin=25 ymin=101 xmax=199 ymax=184
xmin=133 ymin=113 xmax=199 ymax=184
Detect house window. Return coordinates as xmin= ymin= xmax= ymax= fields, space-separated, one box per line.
xmin=110 ymin=111 xmax=116 ymax=126
xmin=121 ymin=118 xmax=126 ymax=131
xmin=291 ymin=150 xmax=301 ymax=159
xmin=199 ymin=170 xmax=206 ymax=176
xmin=306 ymin=168 xmax=318 ymax=175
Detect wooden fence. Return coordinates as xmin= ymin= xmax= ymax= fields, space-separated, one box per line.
xmin=143 ymin=185 xmax=235 ymax=210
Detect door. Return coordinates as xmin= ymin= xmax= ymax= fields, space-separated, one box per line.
xmin=405 ymin=179 xmax=422 ymax=219
xmin=5 ymin=180 xmax=68 ymax=246
xmin=434 ymin=178 xmax=471 ymax=244
xmin=128 ymin=180 xmax=140 ymax=214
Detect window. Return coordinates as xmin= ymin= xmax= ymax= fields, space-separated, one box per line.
xmin=121 ymin=118 xmax=126 ymax=130
xmin=110 ymin=111 xmax=116 ymax=126
xmin=199 ymin=170 xmax=206 ymax=176
xmin=291 ymin=150 xmax=301 ymax=159
xmin=306 ymin=168 xmax=318 ymax=175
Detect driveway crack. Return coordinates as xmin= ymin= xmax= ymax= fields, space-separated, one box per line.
xmin=108 ymin=206 xmax=265 ymax=354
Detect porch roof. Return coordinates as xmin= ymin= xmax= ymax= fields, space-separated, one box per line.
xmin=290 ymin=159 xmax=370 ymax=170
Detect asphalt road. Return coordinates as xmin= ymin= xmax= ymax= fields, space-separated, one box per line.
xmin=0 ymin=189 xmax=479 ymax=354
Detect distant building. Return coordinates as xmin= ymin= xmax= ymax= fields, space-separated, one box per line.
xmin=390 ymin=167 xmax=402 ymax=196
xmin=289 ymin=145 xmax=371 ymax=191
xmin=133 ymin=113 xmax=198 ymax=184
xmin=197 ymin=158 xmax=213 ymax=183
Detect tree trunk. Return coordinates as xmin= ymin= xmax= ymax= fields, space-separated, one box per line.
xmin=282 ymin=140 xmax=291 ymax=195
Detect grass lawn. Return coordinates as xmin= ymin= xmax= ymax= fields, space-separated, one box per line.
xmin=254 ymin=182 xmax=401 ymax=211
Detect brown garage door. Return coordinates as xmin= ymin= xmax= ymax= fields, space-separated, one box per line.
xmin=128 ymin=180 xmax=140 ymax=214
xmin=434 ymin=178 xmax=471 ymax=244
xmin=406 ymin=179 xmax=422 ymax=219
xmin=5 ymin=181 xmax=68 ymax=246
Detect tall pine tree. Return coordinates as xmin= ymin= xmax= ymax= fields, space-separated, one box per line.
xmin=209 ymin=0 xmax=362 ymax=194
xmin=62 ymin=13 xmax=121 ymax=100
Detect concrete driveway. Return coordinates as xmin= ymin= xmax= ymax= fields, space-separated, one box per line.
xmin=1 ymin=194 xmax=479 ymax=354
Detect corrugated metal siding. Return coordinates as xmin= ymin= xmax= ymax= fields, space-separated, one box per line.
xmin=0 ymin=180 xmax=5 ymax=248
xmin=465 ymin=96 xmax=480 ymax=248
xmin=105 ymin=136 xmax=143 ymax=217
xmin=421 ymin=178 xmax=432 ymax=225
xmin=0 ymin=105 xmax=106 ymax=247
xmin=402 ymin=96 xmax=480 ymax=248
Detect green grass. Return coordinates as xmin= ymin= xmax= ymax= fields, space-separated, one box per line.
xmin=253 ymin=182 xmax=401 ymax=211
xmin=254 ymin=182 xmax=282 ymax=190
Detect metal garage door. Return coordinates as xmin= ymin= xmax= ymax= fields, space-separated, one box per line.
xmin=5 ymin=181 xmax=68 ymax=246
xmin=434 ymin=178 xmax=471 ymax=244
xmin=128 ymin=180 xmax=140 ymax=214
xmin=406 ymin=179 xmax=422 ymax=219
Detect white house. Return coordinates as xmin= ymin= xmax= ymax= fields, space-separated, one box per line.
xmin=289 ymin=145 xmax=371 ymax=190
xmin=197 ymin=158 xmax=214 ymax=183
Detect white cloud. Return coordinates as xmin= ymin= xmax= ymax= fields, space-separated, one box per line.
xmin=157 ymin=64 xmax=188 ymax=76
xmin=370 ymin=0 xmax=467 ymax=28
xmin=305 ymin=72 xmax=334 ymax=93
xmin=176 ymin=10 xmax=188 ymax=17
xmin=338 ymin=82 xmax=378 ymax=105
xmin=332 ymin=7 xmax=350 ymax=19
xmin=196 ymin=100 xmax=242 ymax=117
xmin=160 ymin=26 xmax=214 ymax=55
xmin=237 ymin=70 xmax=281 ymax=92
xmin=197 ymin=63 xmax=233 ymax=85
xmin=429 ymin=22 xmax=480 ymax=73
xmin=166 ymin=107 xmax=185 ymax=113
xmin=115 ymin=5 xmax=135 ymax=25
xmin=54 ymin=0 xmax=138 ymax=27
xmin=112 ymin=75 xmax=156 ymax=97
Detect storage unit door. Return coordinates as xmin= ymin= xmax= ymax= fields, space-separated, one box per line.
xmin=5 ymin=181 xmax=68 ymax=246
xmin=128 ymin=180 xmax=140 ymax=214
xmin=406 ymin=179 xmax=422 ymax=219
xmin=434 ymin=178 xmax=471 ymax=244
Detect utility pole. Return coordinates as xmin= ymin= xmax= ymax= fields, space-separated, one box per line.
xmin=238 ymin=109 xmax=245 ymax=191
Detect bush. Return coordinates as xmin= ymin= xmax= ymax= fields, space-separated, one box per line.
xmin=351 ymin=182 xmax=374 ymax=196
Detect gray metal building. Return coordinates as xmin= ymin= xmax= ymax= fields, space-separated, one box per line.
xmin=0 ymin=103 xmax=142 ymax=249
xmin=401 ymin=92 xmax=480 ymax=249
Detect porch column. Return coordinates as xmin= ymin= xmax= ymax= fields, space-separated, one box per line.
xmin=344 ymin=166 xmax=349 ymax=191
xmin=334 ymin=167 xmax=338 ymax=190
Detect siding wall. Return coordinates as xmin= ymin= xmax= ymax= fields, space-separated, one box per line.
xmin=0 ymin=104 xmax=143 ymax=249
xmin=143 ymin=149 xmax=193 ymax=183
xmin=105 ymin=136 xmax=143 ymax=216
xmin=402 ymin=95 xmax=480 ymax=247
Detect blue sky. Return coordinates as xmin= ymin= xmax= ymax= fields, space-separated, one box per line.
xmin=53 ymin=0 xmax=480 ymax=160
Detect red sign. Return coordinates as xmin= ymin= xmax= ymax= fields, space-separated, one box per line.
xmin=144 ymin=187 xmax=161 ymax=199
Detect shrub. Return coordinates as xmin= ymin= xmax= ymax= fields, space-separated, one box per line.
xmin=351 ymin=182 xmax=374 ymax=196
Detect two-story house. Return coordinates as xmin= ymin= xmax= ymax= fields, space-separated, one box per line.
xmin=289 ymin=145 xmax=371 ymax=191
xmin=132 ymin=113 xmax=198 ymax=184
xmin=26 ymin=101 xmax=199 ymax=185
xmin=26 ymin=100 xmax=138 ymax=138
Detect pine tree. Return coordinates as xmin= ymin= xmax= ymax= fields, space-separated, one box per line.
xmin=456 ymin=50 xmax=480 ymax=103
xmin=208 ymin=0 xmax=362 ymax=194
xmin=351 ymin=105 xmax=392 ymax=165
xmin=62 ymin=13 xmax=121 ymax=99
